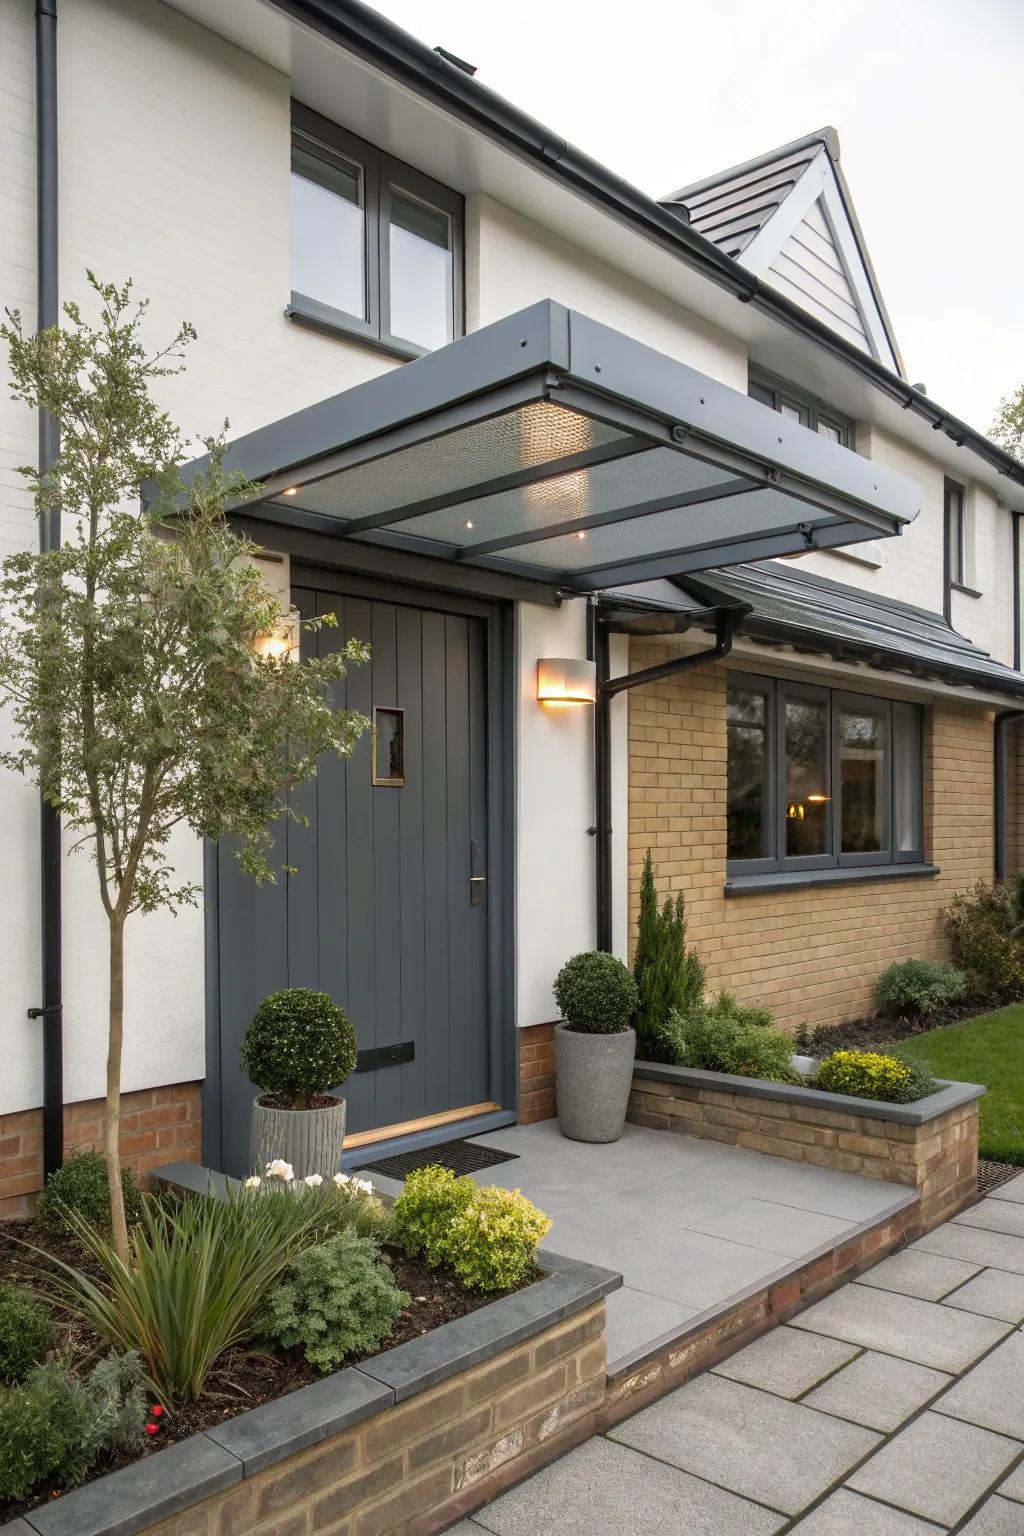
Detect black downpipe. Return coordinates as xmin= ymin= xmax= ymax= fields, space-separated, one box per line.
xmin=1013 ymin=512 xmax=1021 ymax=673
xmin=594 ymin=610 xmax=735 ymax=951
xmin=32 ymin=0 xmax=63 ymax=1179
xmin=994 ymin=709 xmax=1024 ymax=884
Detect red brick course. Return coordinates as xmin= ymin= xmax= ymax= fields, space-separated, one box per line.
xmin=518 ymin=1022 xmax=557 ymax=1123
xmin=0 ymin=1081 xmax=202 ymax=1217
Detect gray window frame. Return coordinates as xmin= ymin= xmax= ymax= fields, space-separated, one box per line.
xmin=748 ymin=367 xmax=853 ymax=449
xmin=289 ymin=102 xmax=465 ymax=360
xmin=945 ymin=476 xmax=967 ymax=590
xmin=726 ymin=672 xmax=924 ymax=878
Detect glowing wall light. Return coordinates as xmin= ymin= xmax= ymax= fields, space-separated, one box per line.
xmin=536 ymin=658 xmax=597 ymax=705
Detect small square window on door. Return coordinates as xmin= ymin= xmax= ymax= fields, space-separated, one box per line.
xmin=372 ymin=706 xmax=405 ymax=786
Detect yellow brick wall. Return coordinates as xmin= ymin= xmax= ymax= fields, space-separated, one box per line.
xmin=627 ymin=645 xmax=996 ymax=1031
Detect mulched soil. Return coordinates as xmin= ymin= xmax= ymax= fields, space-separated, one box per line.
xmin=0 ymin=1219 xmax=532 ymax=1522
xmin=802 ymin=1001 xmax=983 ymax=1056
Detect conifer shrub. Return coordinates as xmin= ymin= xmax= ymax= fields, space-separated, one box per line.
xmin=633 ymin=850 xmax=705 ymax=1060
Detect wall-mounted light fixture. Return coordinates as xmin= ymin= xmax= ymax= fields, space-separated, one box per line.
xmin=536 ymin=657 xmax=597 ymax=705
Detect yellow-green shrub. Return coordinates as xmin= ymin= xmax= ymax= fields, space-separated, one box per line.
xmin=815 ymin=1050 xmax=912 ymax=1102
xmin=392 ymin=1166 xmax=551 ymax=1291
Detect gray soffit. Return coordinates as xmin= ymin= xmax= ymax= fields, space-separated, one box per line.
xmin=655 ymin=558 xmax=1024 ymax=700
xmin=183 ymin=301 xmax=919 ymax=593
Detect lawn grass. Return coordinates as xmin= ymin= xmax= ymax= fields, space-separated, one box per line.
xmin=896 ymin=1005 xmax=1024 ymax=1165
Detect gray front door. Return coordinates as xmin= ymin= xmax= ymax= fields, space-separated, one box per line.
xmin=213 ymin=573 xmax=492 ymax=1176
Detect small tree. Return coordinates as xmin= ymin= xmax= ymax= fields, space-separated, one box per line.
xmin=992 ymin=386 xmax=1024 ymax=461
xmin=0 ymin=275 xmax=370 ymax=1261
xmin=632 ymin=849 xmax=705 ymax=1059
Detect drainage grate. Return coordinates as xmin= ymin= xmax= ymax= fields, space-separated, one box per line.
xmin=360 ymin=1137 xmax=519 ymax=1181
xmin=978 ymin=1158 xmax=1023 ymax=1197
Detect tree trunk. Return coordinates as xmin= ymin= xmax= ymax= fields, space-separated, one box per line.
xmin=106 ymin=912 xmax=129 ymax=1265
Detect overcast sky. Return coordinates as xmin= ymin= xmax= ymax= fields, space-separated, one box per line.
xmin=377 ymin=0 xmax=1023 ymax=433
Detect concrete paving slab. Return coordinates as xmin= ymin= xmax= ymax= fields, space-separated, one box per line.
xmin=693 ymin=1150 xmax=908 ymax=1223
xmin=602 ymin=1286 xmax=698 ymax=1370
xmin=687 ymin=1196 xmax=855 ymax=1258
xmin=956 ymin=1200 xmax=1024 ymax=1239
xmin=621 ymin=1226 xmax=793 ymax=1311
xmin=944 ymin=1268 xmax=1024 ymax=1325
xmin=913 ymin=1225 xmax=1024 ymax=1275
xmin=608 ymin=1372 xmax=879 ymax=1516
xmin=802 ymin=1350 xmax=952 ymax=1432
xmin=467 ymin=1433 xmax=785 ymax=1536
xmin=934 ymin=1332 xmax=1024 ymax=1440
xmin=855 ymin=1248 xmax=982 ymax=1301
xmin=989 ymin=1173 xmax=1024 ymax=1205
xmin=788 ymin=1488 xmax=944 ymax=1534
xmin=712 ymin=1325 xmax=859 ymax=1400
xmin=790 ymin=1282 xmax=1011 ymax=1372
xmin=848 ymin=1412 xmax=1021 ymax=1527
xmin=998 ymin=1463 xmax=1024 ymax=1503
xmin=958 ymin=1495 xmax=1024 ymax=1534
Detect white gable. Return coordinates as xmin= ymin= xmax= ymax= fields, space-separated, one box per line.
xmin=736 ymin=147 xmax=901 ymax=374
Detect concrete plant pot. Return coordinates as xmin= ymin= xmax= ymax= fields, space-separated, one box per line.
xmin=250 ymin=1095 xmax=347 ymax=1182
xmin=556 ymin=1024 xmax=636 ymax=1143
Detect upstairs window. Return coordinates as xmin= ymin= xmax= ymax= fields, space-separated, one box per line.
xmin=749 ymin=370 xmax=852 ymax=449
xmin=290 ymin=103 xmax=464 ymax=357
xmin=726 ymin=673 xmax=924 ymax=878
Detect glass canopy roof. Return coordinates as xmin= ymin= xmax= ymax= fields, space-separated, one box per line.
xmin=197 ymin=302 xmax=920 ymax=590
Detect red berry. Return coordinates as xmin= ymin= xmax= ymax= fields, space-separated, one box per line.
xmin=145 ymin=1423 xmax=159 ymax=1436
xmin=151 ymin=1405 xmax=164 ymax=1417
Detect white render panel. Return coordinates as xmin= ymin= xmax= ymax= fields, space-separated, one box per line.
xmin=0 ymin=0 xmax=44 ymax=1116
xmin=467 ymin=194 xmax=748 ymax=390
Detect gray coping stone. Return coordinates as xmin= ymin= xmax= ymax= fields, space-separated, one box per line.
xmin=933 ymin=1331 xmax=1024 ymax=1440
xmin=802 ymin=1350 xmax=952 ymax=1433
xmin=955 ymin=1199 xmax=1024 ymax=1239
xmin=990 ymin=1173 xmax=1024 ymax=1206
xmin=608 ymin=1372 xmax=879 ymax=1516
xmin=19 ymin=1436 xmax=241 ymax=1536
xmin=960 ymin=1496 xmax=1024 ymax=1534
xmin=633 ymin=1060 xmax=985 ymax=1125
xmin=1 ymin=1524 xmax=39 ymax=1535
xmin=913 ymin=1224 xmax=1024 ymax=1276
xmin=712 ymin=1325 xmax=859 ymax=1400
xmin=848 ymin=1412 xmax=1022 ymax=1528
xmin=788 ymin=1488 xmax=944 ymax=1534
xmin=944 ymin=1267 xmax=1024 ymax=1325
xmin=205 ymin=1365 xmax=394 ymax=1473
xmin=789 ymin=1281 xmax=1012 ymax=1372
xmin=855 ymin=1248 xmax=983 ymax=1301
xmin=469 ymin=1434 xmax=785 ymax=1536
xmin=357 ymin=1260 xmax=620 ymax=1402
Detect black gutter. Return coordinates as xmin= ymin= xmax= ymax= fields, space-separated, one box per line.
xmin=30 ymin=0 xmax=63 ymax=1179
xmin=593 ymin=610 xmax=736 ymax=951
xmin=994 ymin=710 xmax=1024 ymax=883
xmin=272 ymin=0 xmax=1024 ymax=498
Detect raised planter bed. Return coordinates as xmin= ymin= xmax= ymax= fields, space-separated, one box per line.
xmin=628 ymin=1062 xmax=984 ymax=1234
xmin=0 ymin=1246 xmax=618 ymax=1536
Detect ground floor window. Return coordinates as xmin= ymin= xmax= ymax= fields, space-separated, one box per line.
xmin=726 ymin=672 xmax=924 ymax=876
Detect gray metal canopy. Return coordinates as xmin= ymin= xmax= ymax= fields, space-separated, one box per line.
xmin=201 ymin=301 xmax=920 ymax=590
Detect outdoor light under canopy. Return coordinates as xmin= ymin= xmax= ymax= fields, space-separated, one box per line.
xmin=182 ymin=302 xmax=921 ymax=591
xmin=537 ymin=658 xmax=597 ymax=705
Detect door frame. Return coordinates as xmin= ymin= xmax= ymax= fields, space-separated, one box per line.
xmin=202 ymin=561 xmax=516 ymax=1169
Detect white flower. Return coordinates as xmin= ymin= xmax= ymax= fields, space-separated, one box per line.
xmin=303 ymin=1173 xmax=324 ymax=1188
xmin=266 ymin=1159 xmax=294 ymax=1182
xmin=244 ymin=1175 xmax=262 ymax=1190
xmin=332 ymin=1172 xmax=351 ymax=1188
xmin=353 ymin=1177 xmax=374 ymax=1195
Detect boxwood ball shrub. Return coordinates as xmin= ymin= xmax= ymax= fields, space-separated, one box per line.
xmin=37 ymin=1149 xmax=144 ymax=1237
xmin=876 ymin=958 xmax=968 ymax=1020
xmin=553 ymin=951 xmax=640 ymax=1034
xmin=392 ymin=1165 xmax=552 ymax=1291
xmin=260 ymin=1229 xmax=409 ymax=1374
xmin=242 ymin=987 xmax=358 ymax=1108
xmin=0 ymin=1283 xmax=53 ymax=1386
xmin=815 ymin=1049 xmax=937 ymax=1104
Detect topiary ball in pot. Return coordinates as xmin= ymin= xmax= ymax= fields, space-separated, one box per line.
xmin=243 ymin=988 xmax=358 ymax=1184
xmin=552 ymin=952 xmax=639 ymax=1144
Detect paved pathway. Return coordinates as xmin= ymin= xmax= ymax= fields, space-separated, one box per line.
xmin=449 ymin=1172 xmax=1024 ymax=1535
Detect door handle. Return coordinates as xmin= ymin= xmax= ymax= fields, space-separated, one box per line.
xmin=469 ymin=875 xmax=486 ymax=907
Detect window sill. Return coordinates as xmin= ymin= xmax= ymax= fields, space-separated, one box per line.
xmin=725 ymin=862 xmax=939 ymax=896
xmin=950 ymin=581 xmax=983 ymax=600
xmin=285 ymin=298 xmax=427 ymax=363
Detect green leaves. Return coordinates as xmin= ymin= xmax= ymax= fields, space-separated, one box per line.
xmin=633 ymin=849 xmax=706 ymax=1059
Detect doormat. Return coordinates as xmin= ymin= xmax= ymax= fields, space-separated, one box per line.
xmin=360 ymin=1137 xmax=519 ymax=1181
xmin=977 ymin=1158 xmax=1023 ymax=1197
